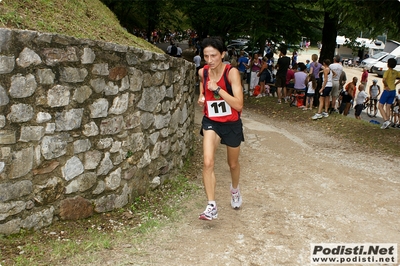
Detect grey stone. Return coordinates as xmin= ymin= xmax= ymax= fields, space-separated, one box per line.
xmin=92 ymin=63 xmax=109 ymax=75
xmin=65 ymin=172 xmax=96 ymax=194
xmin=100 ymin=115 xmax=124 ymax=135
xmin=97 ymin=137 xmax=113 ymax=149
xmin=152 ymin=71 xmax=165 ymax=86
xmin=0 ymin=55 xmax=15 ymax=74
xmin=9 ymin=74 xmax=37 ymax=98
xmin=21 ymin=206 xmax=54 ymax=230
xmin=90 ymin=78 xmax=106 ymax=93
xmin=62 ymin=156 xmax=84 ymax=181
xmin=73 ymin=85 xmax=92 ymax=103
xmin=84 ymin=150 xmax=102 ymax=170
xmin=94 ymin=194 xmax=116 ymax=213
xmin=119 ymin=76 xmax=130 ymax=91
xmin=97 ymin=152 xmax=113 ymax=176
xmin=90 ymin=98 xmax=108 ymax=118
xmin=166 ymin=85 xmax=174 ymax=98
xmin=16 ymin=47 xmax=42 ymax=67
xmin=10 ymin=147 xmax=34 ymax=178
xmin=0 ymin=180 xmax=33 ymax=202
xmin=150 ymin=176 xmax=161 ymax=190
xmin=110 ymin=141 xmax=122 ymax=153
xmin=0 ymin=162 xmax=4 ymax=174
xmin=154 ymin=113 xmax=172 ymax=129
xmin=126 ymin=52 xmax=140 ymax=65
xmin=59 ymin=67 xmax=88 ymax=83
xmin=82 ymin=121 xmax=99 ymax=137
xmin=125 ymin=111 xmax=141 ymax=129
xmin=81 ymin=47 xmax=96 ymax=64
xmin=36 ymin=112 xmax=52 ymax=123
xmin=41 ymin=135 xmax=68 ymax=160
xmin=42 ymin=47 xmax=79 ymax=66
xmin=0 ymin=130 xmax=16 ymax=144
xmin=7 ymin=103 xmax=34 ymax=122
xmin=19 ymin=126 xmax=45 ymax=142
xmin=0 ymin=201 xmax=26 ymax=221
xmin=0 ymin=28 xmax=12 ymax=53
xmin=47 ymin=85 xmax=70 ymax=107
xmin=0 ymin=218 xmax=21 ymax=235
xmin=105 ymin=167 xmax=121 ymax=191
xmin=109 ymin=93 xmax=129 ymax=115
xmin=37 ymin=68 xmax=55 ymax=84
xmin=73 ymin=139 xmax=91 ymax=154
xmin=55 ymin=108 xmax=84 ymax=131
xmin=0 ymin=85 xmax=9 ymax=106
xmin=92 ymin=180 xmax=105 ymax=195
xmin=149 ymin=132 xmax=160 ymax=145
xmin=114 ymin=183 xmax=129 ymax=208
xmin=104 ymin=81 xmax=119 ymax=96
xmin=137 ymin=86 xmax=167 ymax=112
xmin=151 ymin=142 xmax=161 ymax=160
xmin=129 ymin=68 xmax=143 ymax=92
xmin=138 ymin=149 xmax=151 ymax=168
xmin=45 ymin=123 xmax=56 ymax=134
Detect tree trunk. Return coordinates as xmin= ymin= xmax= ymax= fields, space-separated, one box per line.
xmin=319 ymin=12 xmax=338 ymax=63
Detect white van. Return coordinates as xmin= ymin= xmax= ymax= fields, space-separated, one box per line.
xmin=359 ymin=51 xmax=388 ymax=72
xmin=372 ymin=46 xmax=400 ymax=77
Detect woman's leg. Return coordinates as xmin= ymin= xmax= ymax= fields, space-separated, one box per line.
xmin=226 ymin=146 xmax=240 ymax=189
xmin=202 ymin=130 xmax=220 ymax=201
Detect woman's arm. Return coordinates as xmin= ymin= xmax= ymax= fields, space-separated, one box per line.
xmin=198 ymin=68 xmax=205 ymax=106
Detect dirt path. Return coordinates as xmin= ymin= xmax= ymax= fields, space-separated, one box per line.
xmin=87 ymin=105 xmax=399 ymax=265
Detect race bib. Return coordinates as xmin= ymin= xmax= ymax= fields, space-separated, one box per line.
xmin=207 ymin=100 xmax=232 ymax=117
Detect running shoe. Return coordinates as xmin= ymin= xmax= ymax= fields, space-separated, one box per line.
xmin=381 ymin=120 xmax=391 ymax=129
xmin=312 ymin=113 xmax=323 ymax=120
xmin=230 ymin=185 xmax=242 ymax=209
xmin=322 ymin=112 xmax=329 ymax=118
xmin=199 ymin=204 xmax=218 ymax=220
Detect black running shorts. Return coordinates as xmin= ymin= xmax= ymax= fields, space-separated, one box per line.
xmin=200 ymin=116 xmax=244 ymax=147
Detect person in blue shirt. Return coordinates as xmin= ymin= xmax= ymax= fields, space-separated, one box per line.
xmin=237 ymin=50 xmax=248 ymax=92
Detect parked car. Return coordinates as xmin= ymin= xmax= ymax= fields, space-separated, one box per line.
xmin=359 ymin=51 xmax=388 ymax=72
xmin=372 ymin=47 xmax=400 ymax=77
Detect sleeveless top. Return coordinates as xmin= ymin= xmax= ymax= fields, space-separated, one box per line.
xmin=202 ymin=64 xmax=241 ymax=122
xmin=251 ymin=58 xmax=262 ymax=72
xmin=324 ymin=69 xmax=333 ymax=87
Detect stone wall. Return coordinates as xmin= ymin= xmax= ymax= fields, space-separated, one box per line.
xmin=0 ymin=28 xmax=196 ymax=235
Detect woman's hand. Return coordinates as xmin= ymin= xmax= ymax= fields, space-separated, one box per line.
xmin=198 ymin=95 xmax=205 ymax=106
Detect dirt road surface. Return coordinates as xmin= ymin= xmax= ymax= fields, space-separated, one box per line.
xmin=88 ymin=102 xmax=400 ymax=266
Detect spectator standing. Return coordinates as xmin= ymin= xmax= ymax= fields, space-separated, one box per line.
xmin=369 ymin=79 xmax=380 ymax=117
xmin=304 ymin=74 xmax=316 ymax=110
xmin=309 ymin=54 xmax=322 ymax=107
xmin=176 ymin=44 xmax=182 ymax=57
xmin=237 ymin=51 xmax=248 ymax=92
xmin=275 ymin=46 xmax=291 ymax=104
xmin=245 ymin=53 xmax=252 ymax=94
xmin=249 ymin=53 xmax=262 ymax=96
xmin=392 ymin=89 xmax=400 ymax=128
xmin=360 ymin=67 xmax=368 ymax=89
xmin=193 ymin=51 xmax=202 ymax=85
xmin=285 ymin=65 xmax=295 ymax=102
xmin=197 ymin=37 xmax=244 ymax=221
xmin=291 ymin=50 xmax=298 ymax=68
xmin=339 ymin=77 xmax=357 ymax=116
xmin=329 ymin=55 xmax=343 ymax=113
xmin=379 ymin=58 xmax=400 ymax=129
xmin=354 ymin=84 xmax=369 ymax=119
xmin=312 ymin=59 xmax=333 ymax=120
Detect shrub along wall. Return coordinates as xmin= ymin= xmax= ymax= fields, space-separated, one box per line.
xmin=0 ymin=28 xmax=196 ymax=235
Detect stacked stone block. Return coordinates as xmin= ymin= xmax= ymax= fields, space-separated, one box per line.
xmin=0 ymin=28 xmax=195 ymax=234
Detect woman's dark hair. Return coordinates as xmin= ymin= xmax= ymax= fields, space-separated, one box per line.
xmin=323 ymin=59 xmax=331 ymax=66
xmin=298 ymin=62 xmax=306 ymax=71
xmin=201 ymin=37 xmax=226 ymax=54
xmin=387 ymin=57 xmax=397 ymax=68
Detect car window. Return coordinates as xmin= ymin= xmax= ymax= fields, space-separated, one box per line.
xmin=371 ymin=52 xmax=386 ymax=59
xmin=397 ymin=57 xmax=400 ymax=65
xmin=381 ymin=54 xmax=395 ymax=63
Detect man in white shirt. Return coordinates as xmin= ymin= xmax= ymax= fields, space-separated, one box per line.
xmin=329 ymin=55 xmax=343 ymax=113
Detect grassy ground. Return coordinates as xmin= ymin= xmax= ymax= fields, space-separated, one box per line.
xmin=0 ymin=0 xmax=162 ymax=54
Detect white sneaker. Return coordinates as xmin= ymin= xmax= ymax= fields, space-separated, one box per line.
xmin=381 ymin=120 xmax=391 ymax=129
xmin=312 ymin=113 xmax=323 ymax=120
xmin=255 ymin=94 xmax=262 ymax=98
xmin=199 ymin=204 xmax=218 ymax=220
xmin=230 ymin=184 xmax=242 ymax=209
xmin=322 ymin=112 xmax=329 ymax=118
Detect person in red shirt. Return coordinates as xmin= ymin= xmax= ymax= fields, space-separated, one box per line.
xmin=360 ymin=67 xmax=368 ymax=90
xmin=197 ymin=37 xmax=244 ymax=221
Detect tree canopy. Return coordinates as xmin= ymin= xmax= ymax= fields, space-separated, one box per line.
xmin=101 ymin=0 xmax=400 ymax=61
